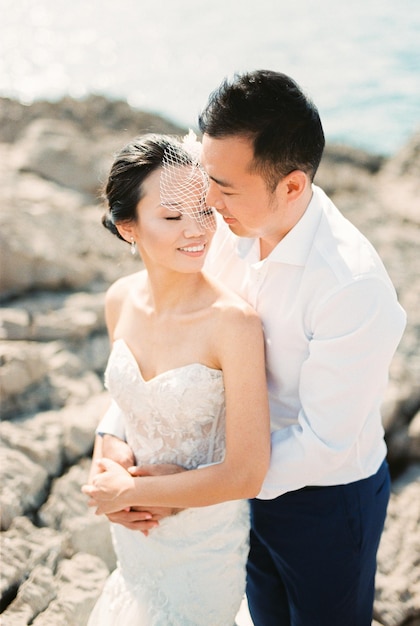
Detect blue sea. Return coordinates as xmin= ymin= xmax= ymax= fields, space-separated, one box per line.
xmin=0 ymin=0 xmax=419 ymax=155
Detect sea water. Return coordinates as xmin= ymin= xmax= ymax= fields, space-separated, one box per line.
xmin=0 ymin=0 xmax=419 ymax=154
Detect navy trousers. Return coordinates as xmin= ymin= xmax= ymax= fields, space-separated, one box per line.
xmin=246 ymin=460 xmax=390 ymax=626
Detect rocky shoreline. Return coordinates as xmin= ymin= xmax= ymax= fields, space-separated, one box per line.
xmin=0 ymin=95 xmax=419 ymax=625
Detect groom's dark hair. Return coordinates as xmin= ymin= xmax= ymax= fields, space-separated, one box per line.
xmin=198 ymin=69 xmax=325 ymax=190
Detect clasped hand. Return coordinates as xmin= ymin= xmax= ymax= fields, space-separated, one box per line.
xmin=82 ymin=458 xmax=136 ymax=515
xmin=83 ymin=435 xmax=186 ymax=533
xmin=82 ymin=456 xmax=186 ymax=534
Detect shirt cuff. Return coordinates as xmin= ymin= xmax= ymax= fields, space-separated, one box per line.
xmin=96 ymin=400 xmax=126 ymax=441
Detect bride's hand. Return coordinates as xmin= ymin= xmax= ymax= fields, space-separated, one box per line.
xmin=82 ymin=458 xmax=135 ymax=515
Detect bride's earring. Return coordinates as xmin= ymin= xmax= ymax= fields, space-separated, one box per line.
xmin=130 ymin=237 xmax=137 ymax=256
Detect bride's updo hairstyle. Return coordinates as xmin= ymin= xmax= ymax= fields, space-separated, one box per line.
xmin=102 ymin=134 xmax=194 ymax=242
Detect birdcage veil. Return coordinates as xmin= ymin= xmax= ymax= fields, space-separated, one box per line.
xmin=160 ymin=131 xmax=216 ymax=230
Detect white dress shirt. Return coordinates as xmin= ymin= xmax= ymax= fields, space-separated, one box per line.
xmin=97 ymin=185 xmax=406 ymax=499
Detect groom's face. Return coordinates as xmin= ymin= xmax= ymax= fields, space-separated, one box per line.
xmin=201 ymin=134 xmax=288 ymax=240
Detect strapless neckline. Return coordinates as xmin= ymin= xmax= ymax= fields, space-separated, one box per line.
xmin=92 ymin=336 xmax=248 ymax=626
xmin=112 ymin=338 xmax=223 ymax=384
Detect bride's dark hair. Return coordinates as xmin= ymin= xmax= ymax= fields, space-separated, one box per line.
xmin=102 ymin=134 xmax=192 ymax=242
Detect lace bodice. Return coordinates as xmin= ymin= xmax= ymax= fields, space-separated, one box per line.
xmin=104 ymin=339 xmax=226 ymax=469
xmin=89 ymin=339 xmax=250 ymax=626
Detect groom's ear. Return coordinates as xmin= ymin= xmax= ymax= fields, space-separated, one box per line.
xmin=284 ymin=170 xmax=308 ymax=200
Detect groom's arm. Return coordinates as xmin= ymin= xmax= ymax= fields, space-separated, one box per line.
xmin=93 ymin=400 xmax=135 ymax=471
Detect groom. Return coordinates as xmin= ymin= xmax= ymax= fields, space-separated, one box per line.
xmin=94 ymin=70 xmax=406 ymax=625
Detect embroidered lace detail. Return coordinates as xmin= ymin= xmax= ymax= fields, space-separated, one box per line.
xmin=105 ymin=339 xmax=226 ymax=469
xmin=88 ymin=339 xmax=250 ymax=625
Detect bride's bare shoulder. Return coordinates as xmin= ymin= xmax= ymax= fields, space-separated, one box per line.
xmin=204 ymin=274 xmax=262 ymax=335
xmin=205 ymin=274 xmax=255 ymax=314
xmin=104 ymin=271 xmax=147 ymax=337
xmin=105 ymin=270 xmax=146 ymax=305
xmin=106 ymin=270 xmax=145 ymax=301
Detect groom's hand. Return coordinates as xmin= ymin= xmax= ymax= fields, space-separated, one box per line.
xmin=105 ymin=508 xmax=161 ymax=533
xmin=129 ymin=463 xmax=186 ymax=478
xmin=101 ymin=434 xmax=135 ymax=469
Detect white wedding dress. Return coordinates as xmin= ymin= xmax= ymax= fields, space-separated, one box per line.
xmin=88 ymin=339 xmax=250 ymax=626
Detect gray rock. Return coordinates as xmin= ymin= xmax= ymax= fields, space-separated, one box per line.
xmin=1 ymin=565 xmax=57 ymax=625
xmin=0 ymin=170 xmax=137 ymax=298
xmin=0 ymin=341 xmax=103 ymax=418
xmin=46 ymin=352 xmax=103 ymax=410
xmin=384 ymin=388 xmax=420 ymax=470
xmin=38 ymin=458 xmax=116 ymax=571
xmin=75 ymin=332 xmax=110 ymax=376
xmin=1 ymin=553 xmax=109 ymax=626
xmin=61 ymin=392 xmax=111 ymax=464
xmin=0 ymin=410 xmax=63 ymax=477
xmin=0 ymin=309 xmax=32 ymax=340
xmin=0 ymin=291 xmax=104 ymax=341
xmin=375 ymin=465 xmax=420 ymax=625
xmin=0 ymin=94 xmax=185 ymax=145
xmin=38 ymin=460 xmax=99 ymax=530
xmin=31 ymin=553 xmax=109 ymax=626
xmin=66 ymin=514 xmax=116 ymax=573
xmin=0 ymin=449 xmax=49 ymax=530
xmin=15 ymin=118 xmax=107 ymax=195
xmin=0 ymin=341 xmax=50 ymax=398
xmin=0 ymin=516 xmax=70 ymax=601
xmin=377 ymin=130 xmax=420 ymax=225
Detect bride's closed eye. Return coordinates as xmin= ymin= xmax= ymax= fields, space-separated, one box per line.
xmin=199 ymin=208 xmax=214 ymax=217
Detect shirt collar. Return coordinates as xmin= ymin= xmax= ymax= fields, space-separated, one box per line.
xmin=236 ymin=185 xmax=323 ymax=266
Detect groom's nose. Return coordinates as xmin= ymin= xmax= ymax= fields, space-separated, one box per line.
xmin=205 ymin=180 xmax=225 ymax=212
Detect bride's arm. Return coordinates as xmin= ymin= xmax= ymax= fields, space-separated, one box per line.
xmin=87 ymin=279 xmax=185 ymax=527
xmin=83 ymin=307 xmax=270 ymax=514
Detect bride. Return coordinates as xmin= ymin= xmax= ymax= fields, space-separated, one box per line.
xmin=82 ymin=133 xmax=270 ymax=625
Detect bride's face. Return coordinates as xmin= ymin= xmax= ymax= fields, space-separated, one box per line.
xmin=131 ymin=168 xmax=215 ymax=272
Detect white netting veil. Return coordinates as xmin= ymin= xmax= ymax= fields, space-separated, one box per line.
xmin=160 ymin=131 xmax=216 ymax=230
